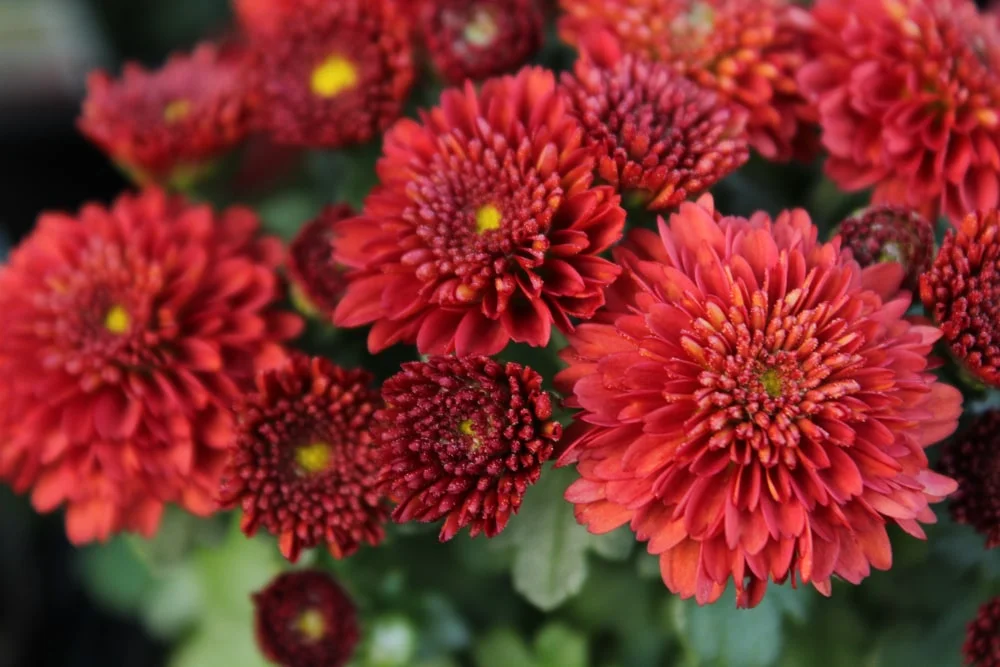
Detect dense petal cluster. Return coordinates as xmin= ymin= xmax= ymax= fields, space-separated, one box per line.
xmin=560 ymin=37 xmax=749 ymax=210
xmin=966 ymin=597 xmax=1000 ymax=667
xmin=0 ymin=189 xmax=301 ymax=544
xmin=287 ymin=204 xmax=355 ymax=317
xmin=233 ymin=0 xmax=295 ymax=39
xmin=376 ymin=356 xmax=561 ymax=540
xmin=939 ymin=411 xmax=1000 ymax=549
xmin=220 ymin=355 xmax=386 ymax=561
xmin=921 ymin=210 xmax=1000 ymax=387
xmin=558 ymin=194 xmax=962 ymax=607
xmin=419 ymin=0 xmax=544 ymax=84
xmin=253 ymin=570 xmax=359 ymax=667
xmin=836 ymin=205 xmax=935 ymax=292
xmin=249 ymin=0 xmax=414 ymax=148
xmin=558 ymin=0 xmax=816 ymax=161
xmin=799 ymin=0 xmax=1000 ymax=223
xmin=79 ymin=43 xmax=252 ymax=185
xmin=333 ymin=67 xmax=626 ymax=356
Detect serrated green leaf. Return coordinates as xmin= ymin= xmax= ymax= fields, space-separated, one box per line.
xmin=534 ymin=624 xmax=588 ymax=667
xmin=474 ymin=629 xmax=537 ymax=667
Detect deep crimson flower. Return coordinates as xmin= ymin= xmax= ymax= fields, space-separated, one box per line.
xmin=418 ymin=0 xmax=544 ymax=84
xmin=836 ymin=205 xmax=935 ymax=293
xmin=799 ymin=0 xmax=1000 ymax=223
xmin=220 ymin=355 xmax=386 ymax=561
xmin=558 ymin=0 xmax=817 ymax=161
xmin=333 ymin=67 xmax=626 ymax=356
xmin=966 ymin=597 xmax=1000 ymax=667
xmin=557 ymin=194 xmax=962 ymax=607
xmin=0 ymin=189 xmax=302 ymax=544
xmin=287 ymin=204 xmax=355 ymax=317
xmin=921 ymin=210 xmax=1000 ymax=387
xmin=253 ymin=570 xmax=359 ymax=667
xmin=560 ymin=35 xmax=749 ymax=210
xmin=940 ymin=411 xmax=1000 ymax=549
xmin=249 ymin=0 xmax=414 ymax=148
xmin=376 ymin=356 xmax=560 ymax=540
xmin=79 ymin=43 xmax=252 ymax=185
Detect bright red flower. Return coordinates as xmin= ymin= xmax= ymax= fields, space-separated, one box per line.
xmin=233 ymin=0 xmax=295 ymax=39
xmin=557 ymin=194 xmax=962 ymax=607
xmin=0 ymin=189 xmax=302 ymax=544
xmin=560 ymin=35 xmax=749 ymax=210
xmin=939 ymin=410 xmax=1000 ymax=549
xmin=799 ymin=0 xmax=1000 ymax=224
xmin=79 ymin=43 xmax=252 ymax=186
xmin=836 ymin=205 xmax=935 ymax=293
xmin=250 ymin=0 xmax=414 ymax=148
xmin=253 ymin=570 xmax=360 ymax=667
xmin=220 ymin=355 xmax=386 ymax=562
xmin=376 ymin=355 xmax=560 ymax=540
xmin=921 ymin=209 xmax=1000 ymax=387
xmin=287 ymin=204 xmax=355 ymax=317
xmin=333 ymin=67 xmax=626 ymax=356
xmin=558 ymin=0 xmax=817 ymax=161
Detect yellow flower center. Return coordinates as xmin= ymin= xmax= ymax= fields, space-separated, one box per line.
xmin=104 ymin=305 xmax=131 ymax=335
xmin=310 ymin=55 xmax=359 ymax=98
xmin=463 ymin=7 xmax=499 ymax=47
xmin=295 ymin=441 xmax=333 ymax=475
xmin=474 ymin=204 xmax=502 ymax=234
xmin=458 ymin=419 xmax=483 ymax=451
xmin=760 ymin=368 xmax=783 ymax=399
xmin=163 ymin=99 xmax=192 ymax=124
xmin=295 ymin=608 xmax=326 ymax=643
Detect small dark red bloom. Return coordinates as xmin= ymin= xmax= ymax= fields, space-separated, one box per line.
xmin=418 ymin=0 xmax=544 ymax=84
xmin=560 ymin=36 xmax=749 ymax=210
xmin=249 ymin=0 xmax=414 ymax=148
xmin=376 ymin=355 xmax=561 ymax=541
xmin=79 ymin=43 xmax=251 ymax=185
xmin=287 ymin=204 xmax=355 ymax=317
xmin=940 ymin=410 xmax=1000 ymax=549
xmin=965 ymin=597 xmax=1000 ymax=667
xmin=333 ymin=67 xmax=626 ymax=356
xmin=220 ymin=355 xmax=386 ymax=562
xmin=921 ymin=210 xmax=1000 ymax=387
xmin=837 ymin=205 xmax=935 ymax=292
xmin=253 ymin=570 xmax=359 ymax=667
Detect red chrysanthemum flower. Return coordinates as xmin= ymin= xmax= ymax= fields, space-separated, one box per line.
xmin=921 ymin=209 xmax=1000 ymax=387
xmin=233 ymin=0 xmax=295 ymax=39
xmin=79 ymin=43 xmax=252 ymax=186
xmin=0 ymin=189 xmax=302 ymax=544
xmin=418 ymin=0 xmax=544 ymax=84
xmin=559 ymin=35 xmax=749 ymax=210
xmin=220 ymin=355 xmax=386 ymax=561
xmin=836 ymin=205 xmax=935 ymax=293
xmin=253 ymin=570 xmax=360 ymax=667
xmin=376 ymin=356 xmax=560 ymax=540
xmin=799 ymin=0 xmax=1000 ymax=223
xmin=333 ymin=67 xmax=626 ymax=356
xmin=287 ymin=204 xmax=355 ymax=318
xmin=966 ymin=597 xmax=1000 ymax=667
xmin=558 ymin=0 xmax=817 ymax=161
xmin=249 ymin=0 xmax=414 ymax=148
xmin=557 ymin=194 xmax=962 ymax=607
xmin=940 ymin=410 xmax=1000 ymax=549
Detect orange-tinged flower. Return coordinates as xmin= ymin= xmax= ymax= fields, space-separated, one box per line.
xmin=558 ymin=194 xmax=961 ymax=607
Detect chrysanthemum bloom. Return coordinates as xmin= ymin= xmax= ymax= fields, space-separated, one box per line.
xmin=79 ymin=43 xmax=251 ymax=186
xmin=799 ymin=0 xmax=1000 ymax=223
xmin=220 ymin=355 xmax=386 ymax=561
xmin=333 ymin=67 xmax=626 ymax=356
xmin=557 ymin=194 xmax=962 ymax=607
xmin=921 ymin=210 xmax=1000 ymax=387
xmin=966 ymin=597 xmax=1000 ymax=667
xmin=376 ymin=356 xmax=561 ymax=540
xmin=836 ymin=205 xmax=934 ymax=293
xmin=418 ymin=0 xmax=544 ymax=84
xmin=253 ymin=570 xmax=359 ymax=667
xmin=558 ymin=0 xmax=816 ymax=161
xmin=560 ymin=36 xmax=749 ymax=210
xmin=0 ymin=189 xmax=302 ymax=544
xmin=233 ymin=0 xmax=295 ymax=39
xmin=287 ymin=204 xmax=355 ymax=318
xmin=249 ymin=0 xmax=414 ymax=148
xmin=939 ymin=411 xmax=1000 ymax=549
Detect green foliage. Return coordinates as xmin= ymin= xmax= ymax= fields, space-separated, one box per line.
xmin=474 ymin=624 xmax=589 ymax=667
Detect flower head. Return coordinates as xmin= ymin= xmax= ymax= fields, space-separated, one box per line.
xmin=558 ymin=194 xmax=961 ymax=607
xmin=0 ymin=189 xmax=302 ymax=544
xmin=253 ymin=570 xmax=359 ymax=667
xmin=939 ymin=410 xmax=1000 ymax=549
xmin=836 ymin=205 xmax=935 ymax=292
xmin=966 ymin=597 xmax=1000 ymax=667
xmin=560 ymin=37 xmax=749 ymax=210
xmin=376 ymin=355 xmax=561 ymax=540
xmin=220 ymin=355 xmax=386 ymax=561
xmin=287 ymin=204 xmax=355 ymax=317
xmin=233 ymin=0 xmax=295 ymax=39
xmin=79 ymin=43 xmax=252 ymax=185
xmin=799 ymin=0 xmax=1000 ymax=223
xmin=921 ymin=209 xmax=1000 ymax=387
xmin=333 ymin=67 xmax=626 ymax=356
xmin=250 ymin=0 xmax=414 ymax=148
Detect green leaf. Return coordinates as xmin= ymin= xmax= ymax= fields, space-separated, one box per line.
xmin=672 ymin=587 xmax=786 ymax=667
xmin=589 ymin=527 xmax=634 ymax=562
xmin=170 ymin=617 xmax=272 ymax=667
xmin=361 ymin=615 xmax=418 ymax=667
xmin=77 ymin=536 xmax=154 ymax=615
xmin=140 ymin=563 xmax=203 ymax=640
xmin=534 ymin=624 xmax=588 ymax=667
xmin=474 ymin=629 xmax=537 ymax=667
